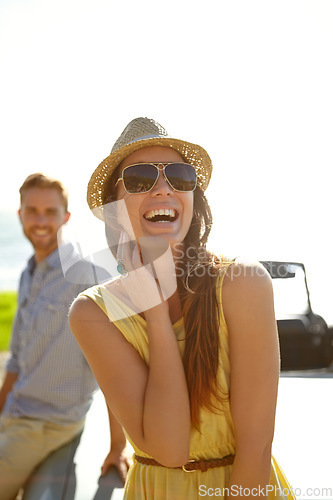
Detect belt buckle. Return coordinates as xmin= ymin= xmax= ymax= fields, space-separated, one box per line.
xmin=182 ymin=460 xmax=196 ymax=472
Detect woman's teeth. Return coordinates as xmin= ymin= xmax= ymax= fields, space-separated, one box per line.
xmin=144 ymin=208 xmax=176 ymax=222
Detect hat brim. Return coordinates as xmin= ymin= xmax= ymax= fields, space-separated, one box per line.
xmin=87 ymin=136 xmax=212 ymax=220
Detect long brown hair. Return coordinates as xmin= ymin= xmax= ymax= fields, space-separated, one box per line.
xmin=103 ymin=166 xmax=229 ymax=429
xmin=179 ymin=188 xmax=230 ymax=428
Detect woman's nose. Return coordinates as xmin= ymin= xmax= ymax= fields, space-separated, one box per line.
xmin=151 ymin=171 xmax=173 ymax=195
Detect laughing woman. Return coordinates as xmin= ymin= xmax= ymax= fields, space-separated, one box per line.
xmin=69 ymin=117 xmax=296 ymax=499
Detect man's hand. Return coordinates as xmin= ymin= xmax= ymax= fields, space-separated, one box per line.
xmin=0 ymin=371 xmax=18 ymax=412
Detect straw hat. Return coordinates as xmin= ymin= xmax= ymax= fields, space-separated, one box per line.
xmin=87 ymin=117 xmax=212 ymax=219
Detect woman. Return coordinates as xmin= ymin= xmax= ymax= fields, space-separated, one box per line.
xmin=70 ymin=117 xmax=295 ymax=499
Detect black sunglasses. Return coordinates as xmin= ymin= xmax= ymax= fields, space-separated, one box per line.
xmin=115 ymin=162 xmax=197 ymax=194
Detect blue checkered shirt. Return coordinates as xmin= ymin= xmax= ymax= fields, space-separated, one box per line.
xmin=4 ymin=244 xmax=104 ymax=424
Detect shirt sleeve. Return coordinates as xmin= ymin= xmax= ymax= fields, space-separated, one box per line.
xmin=5 ymin=270 xmax=25 ymax=375
xmin=6 ymin=311 xmax=20 ymax=374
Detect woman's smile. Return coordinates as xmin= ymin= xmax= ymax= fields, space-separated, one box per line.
xmin=143 ymin=207 xmax=178 ymax=223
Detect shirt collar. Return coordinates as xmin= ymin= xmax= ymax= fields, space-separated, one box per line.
xmin=45 ymin=247 xmax=62 ymax=269
xmin=29 ymin=243 xmax=75 ymax=271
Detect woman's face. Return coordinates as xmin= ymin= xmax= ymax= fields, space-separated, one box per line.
xmin=115 ymin=146 xmax=194 ymax=250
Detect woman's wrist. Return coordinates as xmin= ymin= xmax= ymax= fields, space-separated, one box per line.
xmin=144 ymin=302 xmax=170 ymax=325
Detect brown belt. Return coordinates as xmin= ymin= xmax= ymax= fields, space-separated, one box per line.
xmin=134 ymin=454 xmax=235 ymax=472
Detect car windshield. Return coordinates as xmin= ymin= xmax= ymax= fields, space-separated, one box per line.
xmin=271 ymin=264 xmax=309 ymax=317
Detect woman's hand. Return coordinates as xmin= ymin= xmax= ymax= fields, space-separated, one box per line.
xmin=100 ymin=449 xmax=131 ymax=484
xmin=113 ymin=232 xmax=177 ymax=318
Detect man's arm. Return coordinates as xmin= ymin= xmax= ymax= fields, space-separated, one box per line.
xmin=101 ymin=404 xmax=131 ymax=483
xmin=0 ymin=371 xmax=18 ymax=412
xmin=1 ymin=301 xmax=21 ymax=413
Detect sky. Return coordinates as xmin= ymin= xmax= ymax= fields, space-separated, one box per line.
xmin=0 ymin=0 xmax=332 ymax=322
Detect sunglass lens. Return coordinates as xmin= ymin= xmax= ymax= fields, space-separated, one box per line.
xmin=122 ymin=164 xmax=158 ymax=193
xmin=165 ymin=163 xmax=197 ymax=191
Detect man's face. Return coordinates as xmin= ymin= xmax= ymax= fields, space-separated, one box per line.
xmin=19 ymin=187 xmax=70 ymax=261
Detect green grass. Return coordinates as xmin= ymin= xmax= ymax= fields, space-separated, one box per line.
xmin=0 ymin=291 xmax=17 ymax=351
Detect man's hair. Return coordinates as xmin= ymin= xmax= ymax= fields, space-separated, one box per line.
xmin=19 ymin=173 xmax=69 ymax=212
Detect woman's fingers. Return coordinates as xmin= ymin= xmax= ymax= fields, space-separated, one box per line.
xmin=114 ymin=232 xmax=161 ymax=313
xmin=132 ymin=242 xmax=143 ymax=270
xmin=126 ymin=265 xmax=162 ymax=312
xmin=114 ymin=232 xmax=176 ymax=315
xmin=151 ymin=245 xmax=177 ymax=301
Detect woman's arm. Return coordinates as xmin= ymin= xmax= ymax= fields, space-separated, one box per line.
xmin=69 ymin=296 xmax=190 ymax=467
xmin=223 ymin=261 xmax=280 ymax=498
xmin=100 ymin=404 xmax=130 ymax=482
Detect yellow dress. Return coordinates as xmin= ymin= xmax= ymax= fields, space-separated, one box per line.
xmin=81 ymin=270 xmax=296 ymax=500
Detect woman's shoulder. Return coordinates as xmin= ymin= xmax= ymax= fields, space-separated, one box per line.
xmin=72 ymin=279 xmax=122 ymax=313
xmin=70 ymin=280 xmax=121 ymax=326
xmin=70 ymin=288 xmax=106 ymax=324
xmin=70 ymin=279 xmax=139 ymax=329
xmin=222 ymin=256 xmax=271 ymax=287
xmin=221 ymin=257 xmax=273 ymax=318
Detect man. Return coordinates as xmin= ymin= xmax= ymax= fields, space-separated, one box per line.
xmin=0 ymin=173 xmax=127 ymax=499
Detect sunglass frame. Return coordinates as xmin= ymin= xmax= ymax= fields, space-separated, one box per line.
xmin=115 ymin=162 xmax=197 ymax=194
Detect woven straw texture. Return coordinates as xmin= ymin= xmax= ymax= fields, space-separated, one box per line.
xmin=87 ymin=118 xmax=212 ymax=219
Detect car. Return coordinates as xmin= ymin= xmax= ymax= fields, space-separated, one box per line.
xmin=261 ymin=261 xmax=333 ymax=371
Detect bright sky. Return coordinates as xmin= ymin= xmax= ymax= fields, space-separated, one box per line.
xmin=1 ymin=0 xmax=332 ymax=320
